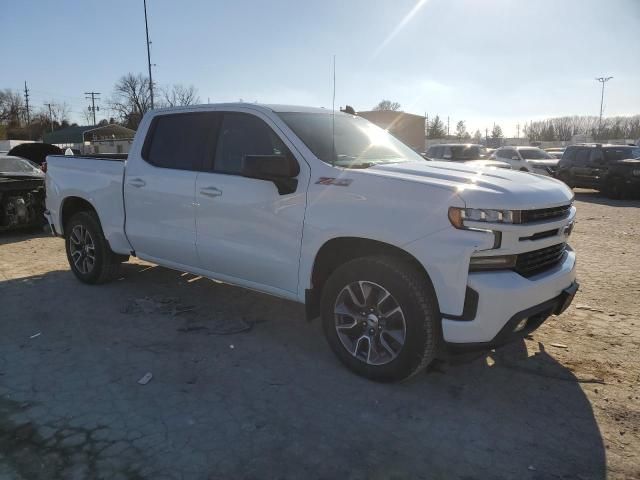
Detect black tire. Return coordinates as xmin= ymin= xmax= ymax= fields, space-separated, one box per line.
xmin=65 ymin=211 xmax=120 ymax=284
xmin=321 ymin=255 xmax=440 ymax=382
xmin=605 ymin=177 xmax=625 ymax=199
xmin=556 ymin=171 xmax=573 ymax=188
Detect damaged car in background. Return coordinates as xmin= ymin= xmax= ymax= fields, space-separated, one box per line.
xmin=0 ymin=155 xmax=46 ymax=232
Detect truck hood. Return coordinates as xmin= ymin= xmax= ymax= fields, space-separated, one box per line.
xmin=368 ymin=160 xmax=573 ymax=210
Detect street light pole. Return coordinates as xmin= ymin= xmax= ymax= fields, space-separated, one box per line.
xmin=596 ymin=76 xmax=613 ymax=139
xmin=143 ymin=0 xmax=154 ymax=109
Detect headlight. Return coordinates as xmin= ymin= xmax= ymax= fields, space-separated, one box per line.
xmin=448 ymin=207 xmax=520 ymax=229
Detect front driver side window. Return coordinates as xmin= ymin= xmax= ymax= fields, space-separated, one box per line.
xmin=214 ymin=112 xmax=291 ymax=175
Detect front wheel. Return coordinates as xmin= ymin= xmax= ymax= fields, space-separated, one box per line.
xmin=605 ymin=177 xmax=625 ymax=199
xmin=321 ymin=256 xmax=440 ymax=382
xmin=65 ymin=211 xmax=120 ymax=284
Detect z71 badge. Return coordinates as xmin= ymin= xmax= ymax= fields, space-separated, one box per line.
xmin=315 ymin=177 xmax=353 ymax=186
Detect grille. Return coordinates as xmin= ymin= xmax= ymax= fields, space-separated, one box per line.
xmin=515 ymin=243 xmax=566 ymax=277
xmin=520 ymin=204 xmax=571 ymax=223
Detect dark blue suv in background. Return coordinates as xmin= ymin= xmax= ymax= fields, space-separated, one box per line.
xmin=555 ymin=144 xmax=640 ymax=198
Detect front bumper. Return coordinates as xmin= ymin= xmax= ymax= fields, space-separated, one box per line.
xmin=446 ymin=281 xmax=578 ymax=352
xmin=442 ymin=246 xmax=577 ymax=345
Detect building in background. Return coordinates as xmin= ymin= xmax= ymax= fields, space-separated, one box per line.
xmin=0 ymin=140 xmax=34 ymax=154
xmin=356 ymin=110 xmax=426 ymax=152
xmin=43 ymin=124 xmax=136 ymax=154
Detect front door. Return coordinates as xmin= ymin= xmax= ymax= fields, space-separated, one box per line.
xmin=195 ymin=110 xmax=308 ymax=295
xmin=124 ymin=111 xmax=218 ymax=267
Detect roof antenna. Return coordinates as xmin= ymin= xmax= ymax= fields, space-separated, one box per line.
xmin=331 ymin=54 xmax=337 ymax=167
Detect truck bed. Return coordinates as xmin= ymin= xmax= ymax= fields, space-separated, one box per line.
xmin=45 ymin=154 xmax=131 ymax=254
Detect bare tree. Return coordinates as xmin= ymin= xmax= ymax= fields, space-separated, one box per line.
xmin=0 ymin=89 xmax=25 ymax=126
xmin=473 ymin=129 xmax=482 ymax=142
xmin=373 ymin=99 xmax=401 ymax=111
xmin=162 ymin=84 xmax=200 ymax=107
xmin=491 ymin=124 xmax=503 ymax=139
xmin=110 ymin=73 xmax=152 ymax=129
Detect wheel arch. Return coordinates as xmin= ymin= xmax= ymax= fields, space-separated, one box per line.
xmin=305 ymin=236 xmax=431 ymax=320
xmin=60 ymin=196 xmax=100 ymax=237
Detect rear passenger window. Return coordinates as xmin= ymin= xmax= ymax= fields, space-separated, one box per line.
xmin=143 ymin=112 xmax=219 ymax=171
xmin=214 ymin=113 xmax=291 ymax=175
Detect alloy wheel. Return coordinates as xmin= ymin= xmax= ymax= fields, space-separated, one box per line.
xmin=69 ymin=225 xmax=96 ymax=274
xmin=334 ymin=281 xmax=407 ymax=365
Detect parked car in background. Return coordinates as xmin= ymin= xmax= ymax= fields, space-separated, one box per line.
xmin=425 ymin=144 xmax=512 ymax=169
xmin=545 ymin=147 xmax=566 ymax=159
xmin=0 ymin=155 xmax=46 ymax=232
xmin=555 ymin=144 xmax=640 ymax=198
xmin=494 ymin=146 xmax=559 ymax=175
xmin=45 ymin=104 xmax=577 ymax=382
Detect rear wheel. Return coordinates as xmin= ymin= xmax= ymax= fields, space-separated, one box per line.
xmin=65 ymin=211 xmax=120 ymax=284
xmin=321 ymin=256 xmax=440 ymax=382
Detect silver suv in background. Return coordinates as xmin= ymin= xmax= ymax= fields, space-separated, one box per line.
xmin=425 ymin=144 xmax=511 ymax=169
xmin=493 ymin=146 xmax=559 ymax=175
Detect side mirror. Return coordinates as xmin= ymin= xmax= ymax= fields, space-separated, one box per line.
xmin=512 ymin=156 xmax=520 ymax=161
xmin=241 ymin=155 xmax=300 ymax=195
xmin=443 ymin=153 xmax=452 ymax=160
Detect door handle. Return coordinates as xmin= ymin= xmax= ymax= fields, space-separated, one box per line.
xmin=200 ymin=186 xmax=223 ymax=198
xmin=128 ymin=178 xmax=146 ymax=188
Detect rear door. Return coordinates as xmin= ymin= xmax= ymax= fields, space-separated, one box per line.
xmin=124 ymin=111 xmax=217 ymax=267
xmin=194 ymin=108 xmax=309 ymax=295
xmin=586 ymin=148 xmax=607 ymax=185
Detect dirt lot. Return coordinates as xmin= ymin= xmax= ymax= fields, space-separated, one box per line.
xmin=0 ymin=189 xmax=639 ymax=480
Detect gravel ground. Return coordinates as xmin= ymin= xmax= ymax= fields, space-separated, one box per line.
xmin=0 ymin=189 xmax=638 ymax=480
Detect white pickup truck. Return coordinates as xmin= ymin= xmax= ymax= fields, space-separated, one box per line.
xmin=45 ymin=104 xmax=578 ymax=381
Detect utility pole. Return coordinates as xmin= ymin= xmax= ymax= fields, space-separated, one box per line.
xmin=516 ymin=123 xmax=520 ymax=139
xmin=44 ymin=103 xmax=54 ymax=132
xmin=485 ymin=127 xmax=488 ymax=143
xmin=23 ymin=81 xmax=31 ymax=126
xmin=143 ymin=0 xmax=155 ymax=109
xmin=596 ymin=76 xmax=613 ymax=140
xmin=84 ymin=92 xmax=101 ymax=125
xmin=447 ymin=116 xmax=450 ymax=136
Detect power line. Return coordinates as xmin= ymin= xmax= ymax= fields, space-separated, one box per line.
xmin=84 ymin=91 xmax=101 ymax=125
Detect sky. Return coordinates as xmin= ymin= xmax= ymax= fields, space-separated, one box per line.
xmin=4 ymin=0 xmax=640 ymax=137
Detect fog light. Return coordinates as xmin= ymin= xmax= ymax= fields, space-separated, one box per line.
xmin=513 ymin=318 xmax=528 ymax=332
xmin=469 ymin=254 xmax=517 ymax=271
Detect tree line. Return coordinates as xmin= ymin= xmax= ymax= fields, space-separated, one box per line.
xmin=0 ymin=74 xmax=200 ymax=140
xmin=524 ymin=115 xmax=640 ymax=141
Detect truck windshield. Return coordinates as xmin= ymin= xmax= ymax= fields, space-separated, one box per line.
xmin=278 ymin=112 xmax=422 ymax=168
xmin=0 ymin=156 xmax=40 ymax=174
